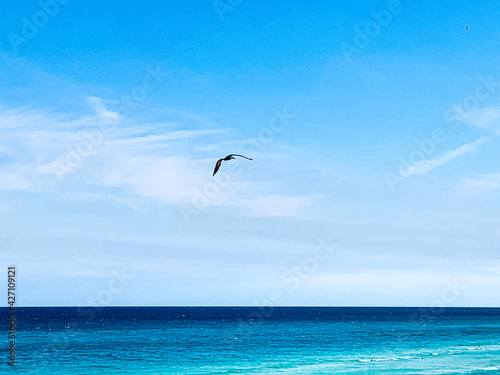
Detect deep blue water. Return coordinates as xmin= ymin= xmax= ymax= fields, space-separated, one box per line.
xmin=2 ymin=307 xmax=500 ymax=374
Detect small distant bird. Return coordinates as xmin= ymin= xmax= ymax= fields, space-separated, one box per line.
xmin=465 ymin=25 xmax=469 ymax=30
xmin=212 ymin=154 xmax=252 ymax=176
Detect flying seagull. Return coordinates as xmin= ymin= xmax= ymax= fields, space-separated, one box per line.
xmin=213 ymin=154 xmax=252 ymax=176
xmin=465 ymin=25 xmax=469 ymax=30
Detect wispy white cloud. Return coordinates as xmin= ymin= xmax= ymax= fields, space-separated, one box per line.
xmin=35 ymin=127 xmax=223 ymax=179
xmin=0 ymin=99 xmax=313 ymax=219
xmin=99 ymin=154 xmax=206 ymax=204
xmin=452 ymin=105 xmax=500 ymax=129
xmin=454 ymin=173 xmax=500 ymax=196
xmin=0 ymin=100 xmax=119 ymax=186
xmin=86 ymin=96 xmax=121 ymax=122
xmin=0 ymin=98 xmax=227 ymax=189
xmin=0 ymin=167 xmax=33 ymax=191
xmin=96 ymin=154 xmax=313 ymax=216
xmin=106 ymin=129 xmax=223 ymax=148
xmin=0 ymin=99 xmax=120 ymax=132
xmin=401 ymin=137 xmax=488 ymax=177
xmin=0 ymin=107 xmax=58 ymax=130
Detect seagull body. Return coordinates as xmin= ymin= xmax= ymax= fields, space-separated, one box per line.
xmin=213 ymin=154 xmax=252 ymax=176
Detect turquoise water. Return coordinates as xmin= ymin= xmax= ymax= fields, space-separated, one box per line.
xmin=2 ymin=307 xmax=500 ymax=374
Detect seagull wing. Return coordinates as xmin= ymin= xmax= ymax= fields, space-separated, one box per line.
xmin=213 ymin=158 xmax=223 ymax=176
xmin=228 ymin=154 xmax=253 ymax=160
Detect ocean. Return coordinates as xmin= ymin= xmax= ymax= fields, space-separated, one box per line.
xmin=2 ymin=307 xmax=500 ymax=374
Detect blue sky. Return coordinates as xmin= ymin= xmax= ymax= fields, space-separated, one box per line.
xmin=1 ymin=0 xmax=499 ymax=306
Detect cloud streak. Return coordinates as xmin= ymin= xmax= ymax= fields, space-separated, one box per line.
xmin=400 ymin=137 xmax=488 ymax=178
xmin=454 ymin=173 xmax=500 ymax=196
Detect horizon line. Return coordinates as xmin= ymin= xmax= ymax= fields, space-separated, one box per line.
xmin=4 ymin=305 xmax=500 ymax=309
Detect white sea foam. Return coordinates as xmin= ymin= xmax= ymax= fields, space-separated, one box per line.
xmin=358 ymin=355 xmax=419 ymax=363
